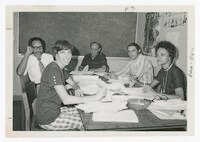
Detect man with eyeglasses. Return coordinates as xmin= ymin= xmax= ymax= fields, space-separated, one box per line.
xmin=17 ymin=37 xmax=54 ymax=90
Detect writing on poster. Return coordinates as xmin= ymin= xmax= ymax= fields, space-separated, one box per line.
xmin=163 ymin=12 xmax=187 ymax=28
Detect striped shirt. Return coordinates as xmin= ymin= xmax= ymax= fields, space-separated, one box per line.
xmin=116 ymin=54 xmax=153 ymax=84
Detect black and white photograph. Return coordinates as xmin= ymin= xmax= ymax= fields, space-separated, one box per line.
xmin=4 ymin=4 xmax=196 ymax=139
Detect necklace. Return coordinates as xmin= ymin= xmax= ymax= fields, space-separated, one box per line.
xmin=161 ymin=63 xmax=174 ymax=94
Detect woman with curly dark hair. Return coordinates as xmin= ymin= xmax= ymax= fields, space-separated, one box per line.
xmin=143 ymin=41 xmax=186 ymax=100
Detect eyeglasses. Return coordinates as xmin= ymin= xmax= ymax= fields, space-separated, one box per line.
xmin=32 ymin=46 xmax=43 ymax=49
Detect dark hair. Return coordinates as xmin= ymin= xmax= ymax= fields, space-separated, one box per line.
xmin=28 ymin=37 xmax=46 ymax=51
xmin=52 ymin=40 xmax=74 ymax=59
xmin=127 ymin=42 xmax=142 ymax=53
xmin=90 ymin=42 xmax=102 ymax=52
xmin=155 ymin=41 xmax=177 ymax=62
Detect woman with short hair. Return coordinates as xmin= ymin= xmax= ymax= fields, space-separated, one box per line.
xmin=36 ymin=40 xmax=106 ymax=130
xmin=143 ymin=41 xmax=186 ymax=100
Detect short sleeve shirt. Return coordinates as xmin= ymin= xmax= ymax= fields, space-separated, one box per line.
xmin=36 ymin=62 xmax=69 ymax=125
xmin=155 ymin=64 xmax=186 ymax=95
xmin=24 ymin=53 xmax=54 ymax=84
xmin=81 ymin=53 xmax=107 ymax=70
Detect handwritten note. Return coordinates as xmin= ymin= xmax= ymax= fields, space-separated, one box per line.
xmin=188 ymin=46 xmax=194 ymax=78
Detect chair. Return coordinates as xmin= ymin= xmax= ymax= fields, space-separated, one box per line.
xmin=20 ymin=75 xmax=45 ymax=131
xmin=105 ymin=64 xmax=110 ymax=72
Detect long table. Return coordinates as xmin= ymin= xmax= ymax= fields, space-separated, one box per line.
xmin=78 ymin=109 xmax=186 ymax=131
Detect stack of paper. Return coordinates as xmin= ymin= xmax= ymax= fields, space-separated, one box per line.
xmin=150 ymin=109 xmax=186 ymax=120
xmin=76 ymin=101 xmax=127 ymax=113
xmin=148 ymin=99 xmax=187 ymax=110
xmin=148 ymin=99 xmax=187 ymax=120
xmin=79 ymin=83 xmax=101 ymax=95
xmin=72 ymin=75 xmax=100 ymax=83
xmin=92 ymin=110 xmax=139 ymax=123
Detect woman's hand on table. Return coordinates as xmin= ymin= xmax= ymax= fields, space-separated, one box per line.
xmin=74 ymin=88 xmax=84 ymax=97
xmin=142 ymin=85 xmax=168 ymax=101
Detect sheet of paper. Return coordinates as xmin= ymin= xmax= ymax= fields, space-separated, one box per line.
xmin=79 ymin=83 xmax=101 ymax=95
xmin=72 ymin=75 xmax=100 ymax=83
xmin=70 ymin=71 xmax=94 ymax=75
xmin=121 ymin=87 xmax=143 ymax=95
xmin=93 ymin=72 xmax=106 ymax=76
xmin=121 ymin=87 xmax=155 ymax=100
xmin=76 ymin=101 xmax=127 ymax=113
xmin=150 ymin=109 xmax=186 ymax=120
xmin=92 ymin=110 xmax=139 ymax=123
xmin=99 ymin=90 xmax=115 ymax=102
xmin=104 ymin=82 xmax=124 ymax=91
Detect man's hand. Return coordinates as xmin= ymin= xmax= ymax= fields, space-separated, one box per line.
xmin=26 ymin=46 xmax=33 ymax=55
xmin=78 ymin=66 xmax=84 ymax=71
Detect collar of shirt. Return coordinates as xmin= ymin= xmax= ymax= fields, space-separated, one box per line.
xmin=89 ymin=53 xmax=101 ymax=60
xmin=30 ymin=53 xmax=45 ymax=62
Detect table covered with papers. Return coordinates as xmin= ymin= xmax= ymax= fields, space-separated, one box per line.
xmin=72 ymin=72 xmax=187 ymax=131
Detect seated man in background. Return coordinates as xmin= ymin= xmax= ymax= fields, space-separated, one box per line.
xmin=104 ymin=42 xmax=154 ymax=85
xmin=78 ymin=42 xmax=109 ymax=72
xmin=143 ymin=41 xmax=186 ymax=100
xmin=16 ymin=37 xmax=54 ymax=91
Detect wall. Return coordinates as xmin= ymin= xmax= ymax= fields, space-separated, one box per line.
xmin=18 ymin=12 xmax=137 ymax=57
xmin=13 ymin=13 xmax=131 ymax=95
xmin=136 ymin=13 xmax=187 ymax=75
xmin=13 ymin=13 xmax=24 ymax=95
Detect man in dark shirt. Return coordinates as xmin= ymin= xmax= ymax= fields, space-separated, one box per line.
xmin=78 ymin=42 xmax=109 ymax=72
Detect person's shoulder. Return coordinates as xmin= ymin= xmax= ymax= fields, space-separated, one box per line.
xmin=42 ymin=53 xmax=53 ymax=58
xmin=140 ymin=54 xmax=153 ymax=66
xmin=99 ymin=52 xmax=106 ymax=58
xmin=46 ymin=62 xmax=58 ymax=70
xmin=83 ymin=53 xmax=91 ymax=59
xmin=28 ymin=54 xmax=36 ymax=60
xmin=171 ymin=64 xmax=185 ymax=77
xmin=27 ymin=54 xmax=37 ymax=63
